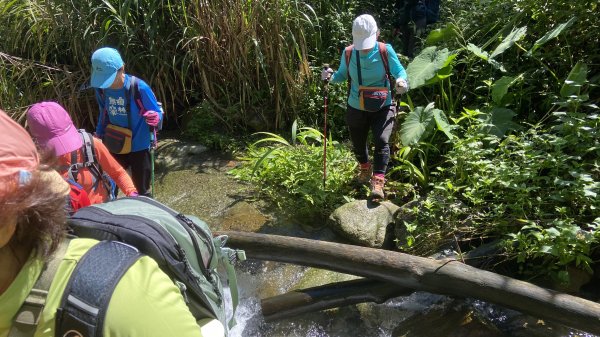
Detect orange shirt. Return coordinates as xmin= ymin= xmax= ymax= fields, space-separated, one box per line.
xmin=58 ymin=137 xmax=137 ymax=204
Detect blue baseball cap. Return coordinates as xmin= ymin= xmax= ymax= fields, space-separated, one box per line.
xmin=90 ymin=47 xmax=124 ymax=89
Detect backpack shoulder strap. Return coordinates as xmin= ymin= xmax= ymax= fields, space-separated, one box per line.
xmin=68 ymin=131 xmax=114 ymax=198
xmin=129 ymin=76 xmax=145 ymax=113
xmin=378 ymin=42 xmax=391 ymax=82
xmin=68 ymin=148 xmax=80 ymax=183
xmin=344 ymin=45 xmax=354 ymax=80
xmin=67 ymin=130 xmax=89 ymax=183
xmin=80 ymin=131 xmax=96 ymax=166
xmin=55 ymin=241 xmax=142 ymax=337
xmin=344 ymin=45 xmax=354 ymax=97
xmin=344 ymin=45 xmax=353 ymax=71
xmin=9 ymin=238 xmax=71 ymax=337
xmin=95 ymin=88 xmax=108 ymax=128
xmin=80 ymin=131 xmax=110 ymax=194
xmin=118 ymin=76 xmax=135 ymax=129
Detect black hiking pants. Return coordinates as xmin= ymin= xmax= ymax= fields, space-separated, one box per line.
xmin=346 ymin=104 xmax=396 ymax=175
xmin=113 ymin=149 xmax=152 ymax=197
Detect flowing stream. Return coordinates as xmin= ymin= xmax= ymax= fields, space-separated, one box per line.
xmin=154 ymin=138 xmax=596 ymax=337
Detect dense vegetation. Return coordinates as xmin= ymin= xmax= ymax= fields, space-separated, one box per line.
xmin=1 ymin=0 xmax=598 ymax=286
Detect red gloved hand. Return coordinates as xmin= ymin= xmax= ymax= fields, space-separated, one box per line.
xmin=143 ymin=111 xmax=160 ymax=127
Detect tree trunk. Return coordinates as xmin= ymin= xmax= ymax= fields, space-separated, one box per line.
xmin=260 ymin=240 xmax=503 ymax=322
xmin=261 ymin=278 xmax=413 ymax=322
xmin=218 ymin=231 xmax=600 ymax=335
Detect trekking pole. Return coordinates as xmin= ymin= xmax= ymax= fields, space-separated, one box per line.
xmin=151 ymin=127 xmax=157 ymax=197
xmin=389 ymin=93 xmax=404 ymax=156
xmin=322 ymin=64 xmax=330 ymax=189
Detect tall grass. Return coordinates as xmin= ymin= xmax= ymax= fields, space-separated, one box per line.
xmin=0 ymin=0 xmax=328 ymax=131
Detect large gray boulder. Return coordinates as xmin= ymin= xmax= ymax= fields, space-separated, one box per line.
xmin=328 ymin=200 xmax=399 ymax=248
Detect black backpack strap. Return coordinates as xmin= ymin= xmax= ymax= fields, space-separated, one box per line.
xmin=95 ymin=89 xmax=109 ymax=131
xmin=9 ymin=238 xmax=71 ymax=337
xmin=124 ymin=76 xmax=140 ymax=129
xmin=55 ymin=241 xmax=142 ymax=337
xmin=355 ymin=49 xmax=363 ymax=85
xmin=130 ymin=76 xmax=145 ymax=113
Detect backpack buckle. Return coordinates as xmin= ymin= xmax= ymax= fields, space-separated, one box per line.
xmin=215 ymin=235 xmax=229 ymax=248
xmin=224 ymin=247 xmax=246 ymax=263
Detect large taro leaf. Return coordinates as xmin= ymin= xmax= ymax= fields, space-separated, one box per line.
xmin=425 ymin=25 xmax=457 ymax=46
xmin=467 ymin=43 xmax=505 ymax=72
xmin=467 ymin=43 xmax=489 ymax=60
xmin=560 ymin=62 xmax=588 ymax=98
xmin=491 ymin=75 xmax=523 ymax=105
xmin=478 ymin=108 xmax=521 ymax=137
xmin=527 ymin=18 xmax=576 ymax=56
xmin=406 ymin=47 xmax=450 ymax=89
xmin=490 ymin=27 xmax=527 ymax=59
xmin=424 ymin=53 xmax=458 ymax=86
xmin=400 ymin=103 xmax=436 ymax=145
xmin=433 ymin=109 xmax=455 ymax=140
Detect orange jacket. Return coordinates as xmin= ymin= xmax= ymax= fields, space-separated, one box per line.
xmin=58 ymin=137 xmax=137 ymax=204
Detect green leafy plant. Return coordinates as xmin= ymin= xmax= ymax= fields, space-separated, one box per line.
xmin=182 ymin=101 xmax=240 ymax=151
xmin=401 ymin=64 xmax=599 ymax=282
xmin=230 ymin=121 xmax=356 ymax=222
xmin=389 ymin=102 xmax=455 ymax=186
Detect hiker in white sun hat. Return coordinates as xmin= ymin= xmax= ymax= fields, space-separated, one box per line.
xmin=320 ymin=14 xmax=409 ymax=201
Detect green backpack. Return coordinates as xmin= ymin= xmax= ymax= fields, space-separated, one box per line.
xmin=11 ymin=197 xmax=245 ymax=337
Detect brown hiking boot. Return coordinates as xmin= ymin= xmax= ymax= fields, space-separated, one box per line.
xmin=370 ymin=175 xmax=385 ymax=200
xmin=357 ymin=163 xmax=372 ymax=185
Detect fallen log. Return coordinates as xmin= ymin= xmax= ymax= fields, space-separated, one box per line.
xmin=260 ymin=240 xmax=503 ymax=321
xmin=218 ymin=231 xmax=600 ymax=335
xmin=261 ymin=278 xmax=412 ymax=322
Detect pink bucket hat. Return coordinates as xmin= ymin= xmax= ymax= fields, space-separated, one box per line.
xmin=27 ymin=101 xmax=83 ymax=156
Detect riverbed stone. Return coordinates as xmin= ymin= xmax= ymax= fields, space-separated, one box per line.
xmin=218 ymin=201 xmax=269 ymax=232
xmin=293 ymin=268 xmax=360 ymax=290
xmin=328 ymin=200 xmax=399 ymax=248
xmin=392 ymin=301 xmax=507 ymax=337
xmin=154 ymin=138 xmax=209 ymax=171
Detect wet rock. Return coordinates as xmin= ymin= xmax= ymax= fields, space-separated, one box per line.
xmin=292 ymin=268 xmax=359 ymax=290
xmin=328 ymin=200 xmax=399 ymax=248
xmin=159 ymin=138 xmax=208 ymax=156
xmin=392 ymin=300 xmax=506 ymax=337
xmin=154 ymin=138 xmax=212 ymax=171
xmin=392 ymin=302 xmax=506 ymax=337
xmin=218 ymin=201 xmax=270 ymax=232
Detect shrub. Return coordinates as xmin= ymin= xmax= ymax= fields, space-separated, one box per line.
xmin=230 ymin=121 xmax=356 ymax=222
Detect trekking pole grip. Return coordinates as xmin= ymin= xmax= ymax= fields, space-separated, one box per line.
xmin=322 ymin=63 xmax=330 ymax=94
